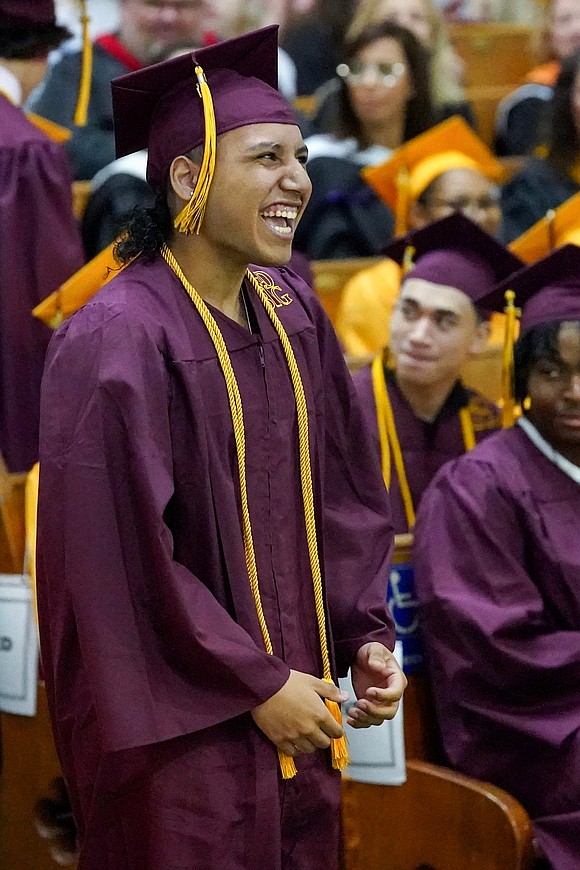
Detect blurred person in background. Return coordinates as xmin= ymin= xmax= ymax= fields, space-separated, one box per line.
xmin=294 ymin=22 xmax=434 ymax=258
xmin=29 ymin=0 xmax=215 ymax=179
xmin=495 ymin=0 xmax=580 ymax=156
xmin=501 ymin=48 xmax=580 ymax=242
xmin=0 ymin=0 xmax=84 ymax=474
xmin=346 ymin=0 xmax=474 ymax=125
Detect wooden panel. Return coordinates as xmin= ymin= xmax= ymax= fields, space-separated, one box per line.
xmin=342 ymin=762 xmax=537 ymax=870
xmin=448 ymin=23 xmax=538 ymax=89
xmin=0 ymin=686 xmax=64 ymax=870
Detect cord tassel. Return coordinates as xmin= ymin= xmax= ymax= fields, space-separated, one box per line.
xmin=278 ymin=750 xmax=298 ymax=780
xmin=174 ymin=65 xmax=217 ymax=234
xmin=73 ymin=1 xmax=92 ymax=126
xmin=324 ymin=682 xmax=349 ymax=770
xmin=501 ymin=289 xmax=520 ymax=428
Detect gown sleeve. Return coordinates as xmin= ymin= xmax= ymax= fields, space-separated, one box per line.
xmin=0 ymin=127 xmax=83 ymax=472
xmin=37 ymin=300 xmax=290 ymax=754
xmin=413 ymin=454 xmax=580 ymax=750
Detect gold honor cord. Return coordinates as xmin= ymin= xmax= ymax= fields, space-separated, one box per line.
xmin=501 ymin=289 xmax=520 ymax=429
xmin=73 ymin=0 xmax=93 ymax=126
xmin=371 ymin=355 xmax=476 ymax=530
xmin=161 ymin=246 xmax=348 ymax=778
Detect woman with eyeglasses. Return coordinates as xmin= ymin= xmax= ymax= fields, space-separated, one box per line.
xmin=293 ymin=22 xmax=434 ymax=258
xmin=346 ymin=0 xmax=475 ymax=128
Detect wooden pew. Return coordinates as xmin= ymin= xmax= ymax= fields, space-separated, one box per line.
xmin=341 ymin=534 xmax=539 ymax=870
xmin=447 ymin=23 xmax=539 ymax=147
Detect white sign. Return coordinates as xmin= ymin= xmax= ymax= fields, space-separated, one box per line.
xmin=0 ymin=574 xmax=38 ymax=716
xmin=339 ymin=641 xmax=406 ymax=785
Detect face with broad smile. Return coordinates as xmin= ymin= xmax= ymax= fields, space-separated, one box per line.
xmin=526 ymin=322 xmax=580 ymax=460
xmin=389 ymin=278 xmax=488 ymax=387
xmin=188 ymin=122 xmax=311 ymax=269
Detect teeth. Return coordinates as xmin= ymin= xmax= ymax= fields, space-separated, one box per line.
xmin=262 ymin=209 xmax=298 ymax=219
xmin=271 ymin=225 xmax=292 ymax=235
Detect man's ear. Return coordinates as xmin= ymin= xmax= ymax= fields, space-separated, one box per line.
xmin=468 ymin=318 xmax=490 ymax=356
xmin=168 ymin=155 xmax=200 ymax=204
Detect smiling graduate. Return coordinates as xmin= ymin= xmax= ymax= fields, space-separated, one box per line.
xmin=36 ymin=25 xmax=405 ymax=870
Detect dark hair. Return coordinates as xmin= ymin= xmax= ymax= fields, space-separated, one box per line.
xmin=544 ymin=48 xmax=580 ymax=175
xmin=0 ymin=24 xmax=71 ymax=60
xmin=334 ymin=21 xmax=434 ymax=147
xmin=115 ymin=145 xmax=204 ymax=262
xmin=514 ymin=321 xmax=564 ymax=403
xmin=114 ymin=192 xmax=173 ymax=264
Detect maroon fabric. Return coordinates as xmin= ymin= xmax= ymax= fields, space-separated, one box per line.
xmin=481 ymin=244 xmax=580 ymax=335
xmin=353 ymin=365 xmax=500 ymax=534
xmin=0 ymin=0 xmax=56 ymax=26
xmin=385 ymin=213 xmax=523 ymax=304
xmin=36 ymin=259 xmax=395 ymax=869
xmin=414 ymin=426 xmax=580 ymax=870
xmin=0 ymin=96 xmax=83 ymax=472
xmin=111 ymin=26 xmax=297 ymax=190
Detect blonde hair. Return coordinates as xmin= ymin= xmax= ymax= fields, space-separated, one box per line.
xmin=346 ymin=0 xmax=466 ymax=106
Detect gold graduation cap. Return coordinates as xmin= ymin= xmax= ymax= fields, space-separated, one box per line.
xmin=362 ymin=116 xmax=506 ymax=235
xmin=32 ymin=242 xmax=124 ymax=328
xmin=509 ymin=192 xmax=580 ymax=263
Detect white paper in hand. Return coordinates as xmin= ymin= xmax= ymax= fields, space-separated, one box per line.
xmin=0 ymin=574 xmax=38 ymax=716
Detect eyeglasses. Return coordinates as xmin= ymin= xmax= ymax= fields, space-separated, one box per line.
xmin=336 ymin=60 xmax=406 ymax=87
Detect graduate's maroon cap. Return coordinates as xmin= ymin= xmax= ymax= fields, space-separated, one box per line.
xmin=480 ymin=243 xmax=580 ymax=336
xmin=385 ymin=213 xmax=524 ymax=305
xmin=111 ymin=25 xmax=298 ymax=190
xmin=0 ymin=0 xmax=57 ymax=26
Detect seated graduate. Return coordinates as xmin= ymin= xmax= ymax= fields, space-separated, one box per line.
xmin=352 ymin=212 xmax=522 ymax=537
xmin=500 ymin=48 xmax=580 ymax=244
xmin=413 ymin=243 xmax=580 ymax=870
xmin=509 ymin=187 xmax=580 ymax=265
xmin=334 ymin=116 xmax=506 ymax=359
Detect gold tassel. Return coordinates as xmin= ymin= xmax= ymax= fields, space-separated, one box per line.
xmin=402 ymin=244 xmax=416 ymax=275
xmin=73 ymin=0 xmax=93 ymax=126
xmin=174 ymin=65 xmax=217 ymax=235
xmin=394 ymin=166 xmax=410 ymax=236
xmin=278 ymin=749 xmax=298 ymax=780
xmin=501 ymin=289 xmax=520 ymax=428
xmin=323 ymin=679 xmax=349 ymax=771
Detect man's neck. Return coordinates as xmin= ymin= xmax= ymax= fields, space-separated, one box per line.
xmin=394 ymin=372 xmax=458 ymax=422
xmin=168 ymin=234 xmax=248 ymax=327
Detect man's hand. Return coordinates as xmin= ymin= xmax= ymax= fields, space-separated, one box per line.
xmin=251 ymin=670 xmax=347 ymax=757
xmin=347 ymin=642 xmax=407 ymax=728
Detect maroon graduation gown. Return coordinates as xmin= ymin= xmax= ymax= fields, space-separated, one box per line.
xmin=353 ymin=364 xmax=501 ymax=534
xmin=36 ymin=256 xmax=395 ymax=870
xmin=414 ymin=426 xmax=580 ymax=870
xmin=0 ymin=95 xmax=84 ymax=472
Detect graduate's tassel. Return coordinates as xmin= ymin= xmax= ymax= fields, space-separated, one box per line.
xmin=501 ymin=289 xmax=520 ymax=428
xmin=322 ymin=679 xmax=349 ymax=771
xmin=174 ymin=65 xmax=217 ymax=235
xmin=278 ymin=749 xmax=298 ymax=780
xmin=394 ymin=166 xmax=411 ymax=236
xmin=73 ymin=0 xmax=93 ymax=126
xmin=402 ymin=244 xmax=416 ymax=276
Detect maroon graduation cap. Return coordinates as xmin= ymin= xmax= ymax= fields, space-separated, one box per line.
xmin=480 ymin=243 xmax=580 ymax=336
xmin=0 ymin=0 xmax=58 ymax=26
xmin=111 ymin=25 xmax=297 ymax=192
xmin=385 ymin=212 xmax=524 ymax=305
